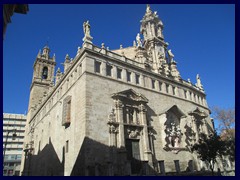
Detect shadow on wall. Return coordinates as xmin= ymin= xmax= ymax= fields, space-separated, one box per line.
xmin=23 ymin=137 xmax=157 ymax=176
xmin=22 ymin=138 xmax=64 ymax=176
xmin=71 ymin=137 xmax=157 ymax=176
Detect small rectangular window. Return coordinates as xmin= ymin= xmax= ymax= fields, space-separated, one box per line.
xmin=79 ymin=64 xmax=82 ymax=75
xmin=173 ymin=86 xmax=175 ymax=95
xmin=166 ymin=84 xmax=169 ymax=93
xmin=152 ymin=79 xmax=155 ymax=89
xmin=106 ymin=64 xmax=112 ymax=76
xmin=174 ymin=160 xmax=180 ymax=173
xmin=136 ymin=74 xmax=140 ymax=84
xmin=62 ymin=96 xmax=71 ymax=128
xmin=184 ymin=90 xmax=187 ymax=98
xmin=117 ymin=68 xmax=122 ymax=79
xmin=66 ymin=140 xmax=69 ymax=153
xmin=95 ymin=61 xmax=101 ymax=73
xmin=190 ymin=92 xmax=193 ymax=100
xmin=66 ymin=100 xmax=71 ymax=123
xmin=159 ymin=161 xmax=165 ymax=175
xmin=159 ymin=82 xmax=162 ymax=91
xmin=127 ymin=71 xmax=131 ymax=82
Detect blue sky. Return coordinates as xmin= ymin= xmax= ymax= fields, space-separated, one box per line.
xmin=3 ymin=4 xmax=235 ymax=116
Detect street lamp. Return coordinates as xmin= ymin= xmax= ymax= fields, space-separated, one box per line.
xmin=3 ymin=129 xmax=17 ymax=175
xmin=21 ymin=143 xmax=34 ymax=176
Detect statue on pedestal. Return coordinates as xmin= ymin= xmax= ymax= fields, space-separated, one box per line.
xmin=82 ymin=20 xmax=93 ymax=44
xmin=83 ymin=20 xmax=91 ymax=37
xmin=195 ymin=74 xmax=203 ymax=90
xmin=136 ymin=33 xmax=142 ymax=47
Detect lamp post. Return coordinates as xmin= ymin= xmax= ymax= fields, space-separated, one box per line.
xmin=21 ymin=143 xmax=33 ymax=176
xmin=3 ymin=129 xmax=17 ymax=176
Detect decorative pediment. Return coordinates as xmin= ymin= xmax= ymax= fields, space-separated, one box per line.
xmin=111 ymin=89 xmax=148 ymax=103
xmin=188 ymin=107 xmax=208 ymax=118
xmin=160 ymin=105 xmax=186 ymax=119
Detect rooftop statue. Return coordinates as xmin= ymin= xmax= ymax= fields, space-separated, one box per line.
xmin=168 ymin=49 xmax=174 ymax=62
xmin=136 ymin=33 xmax=142 ymax=47
xmin=196 ymin=74 xmax=203 ymax=90
xmin=83 ymin=20 xmax=91 ymax=37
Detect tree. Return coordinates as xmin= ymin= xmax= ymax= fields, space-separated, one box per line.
xmin=212 ymin=106 xmax=235 ymax=161
xmin=191 ymin=132 xmax=226 ymax=175
xmin=212 ymin=106 xmax=235 ymax=138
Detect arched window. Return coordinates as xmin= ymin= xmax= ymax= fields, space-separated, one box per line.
xmin=42 ymin=67 xmax=48 ymax=79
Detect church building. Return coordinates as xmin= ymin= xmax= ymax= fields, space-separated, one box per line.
xmin=21 ymin=5 xmax=214 ymax=176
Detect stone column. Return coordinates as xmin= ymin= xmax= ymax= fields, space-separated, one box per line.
xmin=155 ymin=80 xmax=160 ymax=91
xmin=122 ymin=69 xmax=127 ymax=82
xmin=139 ymin=104 xmax=153 ymax=174
xmin=192 ymin=117 xmax=199 ymax=142
xmin=195 ymin=95 xmax=199 ymax=104
xmin=162 ymin=82 xmax=166 ymax=93
xmin=191 ymin=93 xmax=194 ymax=102
xmin=37 ymin=63 xmax=41 ymax=78
xmin=112 ymin=66 xmax=117 ymax=79
xmin=168 ymin=84 xmax=173 ymax=95
xmin=175 ymin=87 xmax=179 ymax=96
xmin=115 ymin=100 xmax=125 ymax=149
xmin=133 ymin=109 xmax=138 ymax=124
xmin=199 ymin=97 xmax=202 ymax=105
xmin=109 ymin=126 xmax=114 ymax=147
xmin=131 ymin=72 xmax=136 ymax=84
xmin=101 ymin=61 xmax=106 ymax=76
xmin=202 ymin=98 xmax=207 ymax=107
xmin=140 ymin=74 xmax=145 ymax=87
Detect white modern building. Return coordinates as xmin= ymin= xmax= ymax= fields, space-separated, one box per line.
xmin=3 ymin=113 xmax=26 ymax=176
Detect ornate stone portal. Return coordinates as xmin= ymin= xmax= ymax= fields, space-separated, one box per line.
xmin=108 ymin=89 xmax=154 ymax=174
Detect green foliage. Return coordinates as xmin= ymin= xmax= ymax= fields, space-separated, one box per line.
xmin=191 ymin=132 xmax=226 ymax=175
xmin=225 ymin=138 xmax=235 ymax=162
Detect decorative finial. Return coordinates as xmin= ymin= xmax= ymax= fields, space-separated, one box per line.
xmin=133 ymin=40 xmax=136 ymax=47
xmin=57 ymin=67 xmax=61 ymax=73
xmin=65 ymin=54 xmax=70 ymax=59
xmin=146 ymin=4 xmax=152 ymax=14
xmin=107 ymin=47 xmax=109 ymax=50
xmin=187 ymin=78 xmax=191 ymax=83
xmin=120 ymin=45 xmax=123 ymax=49
xmin=37 ymin=49 xmax=41 ymax=57
xmin=101 ymin=43 xmax=105 ymax=49
xmin=53 ymin=53 xmax=56 ymax=61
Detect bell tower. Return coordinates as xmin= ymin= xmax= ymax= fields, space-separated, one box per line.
xmin=28 ymin=45 xmax=56 ymax=118
xmin=140 ymin=4 xmax=169 ymax=72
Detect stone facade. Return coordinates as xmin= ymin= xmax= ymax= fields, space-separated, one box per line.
xmin=22 ymin=5 xmax=216 ymax=176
